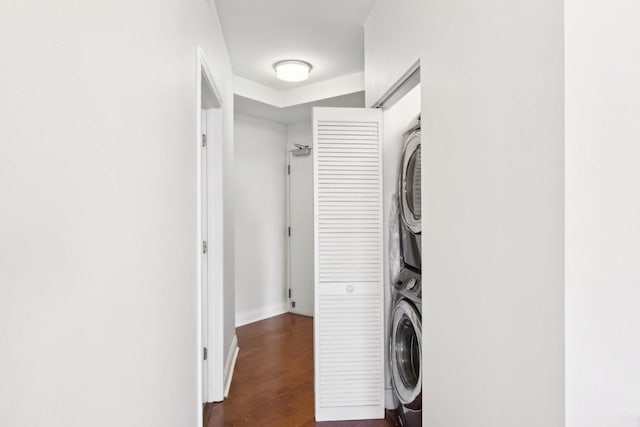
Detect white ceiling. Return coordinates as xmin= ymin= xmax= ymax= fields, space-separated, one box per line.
xmin=215 ymin=0 xmax=376 ymax=90
xmin=235 ymin=91 xmax=365 ymax=124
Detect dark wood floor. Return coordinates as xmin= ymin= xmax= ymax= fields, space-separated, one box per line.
xmin=204 ymin=313 xmax=394 ymax=427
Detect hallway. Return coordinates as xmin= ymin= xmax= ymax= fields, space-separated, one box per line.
xmin=204 ymin=314 xmax=394 ymax=426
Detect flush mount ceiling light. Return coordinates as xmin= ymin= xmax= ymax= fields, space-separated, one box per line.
xmin=273 ymin=60 xmax=313 ymax=82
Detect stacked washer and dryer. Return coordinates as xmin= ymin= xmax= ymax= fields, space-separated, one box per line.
xmin=390 ymin=120 xmax=422 ymax=426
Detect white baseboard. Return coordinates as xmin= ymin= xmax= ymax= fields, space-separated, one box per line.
xmin=235 ymin=302 xmax=288 ymax=327
xmin=223 ymin=334 xmax=239 ymax=398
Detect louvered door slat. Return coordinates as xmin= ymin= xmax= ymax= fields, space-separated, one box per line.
xmin=313 ymin=108 xmax=384 ymax=422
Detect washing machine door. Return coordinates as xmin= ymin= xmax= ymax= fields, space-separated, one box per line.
xmin=390 ymin=299 xmax=422 ymax=410
xmin=399 ymin=130 xmax=421 ymax=234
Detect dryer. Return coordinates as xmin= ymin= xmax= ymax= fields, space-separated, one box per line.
xmin=398 ymin=123 xmax=421 ymax=274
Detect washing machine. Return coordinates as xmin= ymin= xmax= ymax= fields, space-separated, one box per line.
xmin=390 ymin=271 xmax=422 ymax=426
xmin=390 ymin=120 xmax=422 ymax=426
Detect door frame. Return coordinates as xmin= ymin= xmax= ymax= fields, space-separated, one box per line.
xmin=375 ymin=62 xmax=422 ymax=412
xmin=286 ymin=150 xmax=293 ymax=312
xmin=196 ymin=46 xmax=225 ymax=414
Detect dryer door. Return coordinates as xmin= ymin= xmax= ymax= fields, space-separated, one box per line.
xmin=390 ymin=299 xmax=422 ymax=410
xmin=399 ymin=130 xmax=421 ymax=234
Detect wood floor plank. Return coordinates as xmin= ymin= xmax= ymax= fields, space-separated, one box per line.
xmin=203 ymin=313 xmax=393 ymax=427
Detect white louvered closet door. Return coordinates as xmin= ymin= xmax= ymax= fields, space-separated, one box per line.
xmin=313 ymin=107 xmax=384 ymax=422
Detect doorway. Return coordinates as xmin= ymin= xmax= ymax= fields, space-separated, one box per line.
xmin=287 ymin=145 xmax=314 ymax=316
xmin=197 ymin=47 xmax=225 ymax=407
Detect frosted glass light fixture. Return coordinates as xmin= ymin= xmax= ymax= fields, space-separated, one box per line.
xmin=274 ymin=60 xmax=312 ymax=82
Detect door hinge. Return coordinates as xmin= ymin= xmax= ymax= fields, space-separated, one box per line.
xmin=202 ymin=240 xmax=208 ymax=254
xmin=288 ymin=226 xmax=291 ymax=237
xmin=287 ymin=164 xmax=290 ymax=175
xmin=291 ymin=301 xmax=296 ymax=308
xmin=203 ymin=347 xmax=208 ymax=361
xmin=288 ymin=289 xmax=291 ymax=298
xmin=202 ymin=134 xmax=207 ymax=148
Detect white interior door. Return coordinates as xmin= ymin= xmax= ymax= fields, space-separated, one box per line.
xmin=201 ymin=109 xmax=209 ymax=402
xmin=288 ymin=150 xmax=314 ymax=316
xmin=313 ymin=107 xmax=385 ymax=421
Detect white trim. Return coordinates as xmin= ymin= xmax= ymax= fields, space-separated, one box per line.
xmin=286 ymin=150 xmax=292 ymax=314
xmin=282 ymin=72 xmax=365 ymax=106
xmin=235 ymin=303 xmax=288 ymax=327
xmin=195 ymin=48 xmax=205 ymax=427
xmin=233 ymin=76 xmax=281 ymax=107
xmin=370 ymin=60 xmax=420 ymax=109
xmin=223 ymin=335 xmax=240 ymax=398
xmin=233 ymin=72 xmax=364 ymax=108
xmin=290 ymin=307 xmax=313 ymax=317
xmin=196 ymin=46 xmax=226 ymax=411
xmin=199 ymin=48 xmax=223 ymax=109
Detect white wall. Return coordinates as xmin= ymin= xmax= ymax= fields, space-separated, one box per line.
xmin=366 ymin=1 xmax=565 ymax=426
xmin=234 ymin=114 xmax=288 ymax=326
xmin=565 ymin=2 xmax=640 ymax=426
xmin=381 ymin=85 xmax=421 ymax=408
xmin=287 ymin=121 xmax=312 ymax=150
xmin=0 ymin=1 xmax=235 ymax=426
xmin=364 ymin=2 xmax=420 ymax=107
